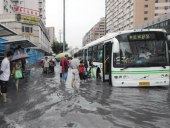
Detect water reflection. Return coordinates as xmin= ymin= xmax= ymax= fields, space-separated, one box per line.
xmin=0 ymin=64 xmax=170 ymax=128
xmin=167 ymin=87 xmax=170 ymax=111
xmin=106 ymin=87 xmax=170 ymax=128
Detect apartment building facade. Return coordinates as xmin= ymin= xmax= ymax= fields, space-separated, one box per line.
xmin=105 ymin=0 xmax=170 ymax=33
xmin=0 ymin=0 xmax=14 ymax=14
xmin=83 ymin=17 xmax=105 ymax=46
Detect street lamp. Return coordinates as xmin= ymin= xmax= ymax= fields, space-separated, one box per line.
xmin=63 ymin=0 xmax=65 ymax=52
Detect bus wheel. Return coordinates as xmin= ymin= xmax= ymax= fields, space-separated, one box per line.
xmin=96 ymin=69 xmax=101 ymax=80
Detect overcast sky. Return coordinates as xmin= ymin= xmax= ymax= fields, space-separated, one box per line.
xmin=46 ymin=0 xmax=105 ymax=48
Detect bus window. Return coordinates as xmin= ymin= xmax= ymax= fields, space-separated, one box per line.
xmin=114 ymin=32 xmax=168 ymax=67
xmin=88 ymin=47 xmax=93 ymax=61
xmin=168 ymin=41 xmax=170 ymax=64
xmin=98 ymin=44 xmax=103 ymax=62
xmin=93 ymin=45 xmax=98 ymax=61
xmin=78 ymin=50 xmax=83 ymax=60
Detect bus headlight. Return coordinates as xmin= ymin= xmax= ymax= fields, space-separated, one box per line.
xmin=161 ymin=74 xmax=164 ymax=78
xmin=123 ymin=75 xmax=129 ymax=79
xmin=114 ymin=75 xmax=129 ymax=79
xmin=114 ymin=76 xmax=118 ymax=79
xmin=161 ymin=74 xmax=168 ymax=78
xmin=165 ymin=74 xmax=168 ymax=77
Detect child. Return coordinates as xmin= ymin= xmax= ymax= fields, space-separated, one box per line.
xmin=12 ymin=61 xmax=23 ymax=91
xmin=78 ymin=60 xmax=86 ymax=83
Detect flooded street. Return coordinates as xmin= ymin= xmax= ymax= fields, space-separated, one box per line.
xmin=0 ymin=64 xmax=170 ymax=128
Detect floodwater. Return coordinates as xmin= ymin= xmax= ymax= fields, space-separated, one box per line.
xmin=0 ymin=64 xmax=170 ymax=128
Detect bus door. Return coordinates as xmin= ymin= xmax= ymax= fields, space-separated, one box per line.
xmin=103 ymin=41 xmax=112 ymax=84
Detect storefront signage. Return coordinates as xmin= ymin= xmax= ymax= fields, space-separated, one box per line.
xmin=22 ymin=15 xmax=39 ymax=24
xmin=16 ymin=14 xmax=39 ymax=24
xmin=14 ymin=6 xmax=39 ymax=17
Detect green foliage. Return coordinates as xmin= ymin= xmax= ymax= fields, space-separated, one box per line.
xmin=52 ymin=41 xmax=69 ymax=54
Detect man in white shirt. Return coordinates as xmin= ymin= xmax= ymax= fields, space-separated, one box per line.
xmin=69 ymin=53 xmax=80 ymax=88
xmin=0 ymin=51 xmax=13 ymax=102
xmin=43 ymin=56 xmax=49 ymax=74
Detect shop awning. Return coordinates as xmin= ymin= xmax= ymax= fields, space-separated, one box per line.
xmin=0 ymin=38 xmax=8 ymax=43
xmin=1 ymin=39 xmax=36 ymax=48
xmin=30 ymin=47 xmax=49 ymax=54
xmin=0 ymin=24 xmax=17 ymax=37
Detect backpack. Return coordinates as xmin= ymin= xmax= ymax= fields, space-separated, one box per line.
xmin=79 ymin=65 xmax=85 ymax=73
xmin=64 ymin=59 xmax=68 ymax=72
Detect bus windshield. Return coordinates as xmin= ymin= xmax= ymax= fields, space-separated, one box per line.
xmin=114 ymin=31 xmax=168 ymax=67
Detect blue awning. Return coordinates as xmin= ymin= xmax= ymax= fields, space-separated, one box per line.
xmin=0 ymin=38 xmax=8 ymax=43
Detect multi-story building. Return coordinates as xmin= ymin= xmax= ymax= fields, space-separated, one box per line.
xmin=83 ymin=17 xmax=105 ymax=46
xmin=105 ymin=0 xmax=170 ymax=33
xmin=0 ymin=0 xmax=14 ymax=14
xmin=0 ymin=0 xmax=50 ymax=63
xmin=155 ymin=0 xmax=170 ymax=17
xmin=11 ymin=0 xmax=46 ymax=25
xmin=47 ymin=27 xmax=56 ymax=46
xmin=137 ymin=13 xmax=170 ymax=34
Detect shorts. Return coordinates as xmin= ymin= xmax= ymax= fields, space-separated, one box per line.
xmin=0 ymin=80 xmax=8 ymax=93
xmin=72 ymin=69 xmax=79 ymax=80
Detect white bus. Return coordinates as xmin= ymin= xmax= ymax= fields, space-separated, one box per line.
xmin=77 ymin=29 xmax=170 ymax=87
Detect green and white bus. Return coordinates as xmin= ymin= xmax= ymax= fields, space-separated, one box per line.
xmin=77 ymin=29 xmax=170 ymax=87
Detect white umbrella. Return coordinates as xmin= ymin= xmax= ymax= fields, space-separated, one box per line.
xmin=12 ymin=52 xmax=29 ymax=61
xmin=56 ymin=52 xmax=71 ymax=58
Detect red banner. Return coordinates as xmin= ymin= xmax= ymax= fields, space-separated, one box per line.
xmin=13 ymin=6 xmax=40 ymax=17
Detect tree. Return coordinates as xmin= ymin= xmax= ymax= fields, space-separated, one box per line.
xmin=51 ymin=41 xmax=69 ymax=54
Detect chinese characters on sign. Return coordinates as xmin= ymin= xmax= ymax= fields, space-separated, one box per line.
xmin=22 ymin=15 xmax=39 ymax=24
xmin=16 ymin=14 xmax=39 ymax=24
xmin=14 ymin=6 xmax=39 ymax=17
xmin=129 ymin=34 xmax=150 ymax=40
xmin=128 ymin=33 xmax=156 ymax=41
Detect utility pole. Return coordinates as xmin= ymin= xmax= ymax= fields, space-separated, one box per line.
xmin=63 ymin=0 xmax=65 ymax=52
xmin=59 ymin=29 xmax=62 ymax=43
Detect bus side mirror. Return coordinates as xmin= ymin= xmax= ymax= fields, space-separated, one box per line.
xmin=113 ymin=38 xmax=119 ymax=53
xmin=167 ymin=35 xmax=170 ymax=41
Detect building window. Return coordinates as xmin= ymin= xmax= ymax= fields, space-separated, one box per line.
xmin=144 ymin=11 xmax=148 ymax=14
xmin=165 ymin=6 xmax=168 ymax=10
xmin=144 ymin=17 xmax=148 ymax=20
xmin=144 ymin=5 xmax=148 ymax=8
xmin=22 ymin=25 xmax=33 ymax=33
xmin=155 ymin=0 xmax=158 ymax=3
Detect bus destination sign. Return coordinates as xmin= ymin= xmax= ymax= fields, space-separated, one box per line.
xmin=128 ymin=33 xmax=156 ymax=41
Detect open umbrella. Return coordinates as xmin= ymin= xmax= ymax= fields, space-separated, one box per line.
xmin=11 ymin=53 xmax=29 ymax=61
xmin=56 ymin=52 xmax=71 ymax=58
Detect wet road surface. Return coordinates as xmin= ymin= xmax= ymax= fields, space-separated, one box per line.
xmin=0 ymin=64 xmax=170 ymax=128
